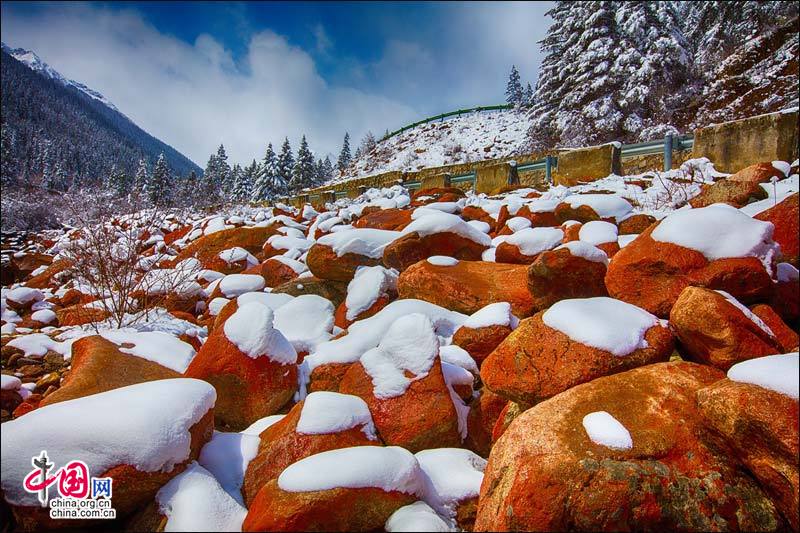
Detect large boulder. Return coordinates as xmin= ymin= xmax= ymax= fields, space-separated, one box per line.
xmin=184 ymin=302 xmax=297 ymax=430
xmin=451 ymin=302 xmax=517 ymax=367
xmin=527 ymin=242 xmax=609 ymax=312
xmin=727 ymin=162 xmax=786 ymax=184
xmin=465 ymin=387 xmax=508 ymax=458
xmin=494 ymin=227 xmax=564 ymax=264
xmin=750 ymin=303 xmax=799 ymax=351
xmin=755 ymin=193 xmax=798 ymax=266
xmin=338 ymin=314 xmax=462 ymax=452
xmin=383 ymin=212 xmax=490 ymax=271
xmin=242 ymin=391 xmax=380 ymax=505
xmin=39 ymin=336 xmax=184 ymax=407
xmin=2 ymin=379 xmax=215 ymax=530
xmin=242 ymin=447 xmax=423 ymax=531
xmin=481 ymin=297 xmax=673 ymax=405
xmin=689 ymin=179 xmax=768 ymax=208
xmin=697 ymin=354 xmax=799 ymax=531
xmin=353 ymin=208 xmax=412 ymax=231
xmin=398 ymin=259 xmax=535 ymax=317
xmin=306 ymin=229 xmax=399 ymax=281
xmin=272 ymin=276 xmax=348 ymax=308
xmin=174 ymin=226 xmax=276 ymax=273
xmin=474 ymin=362 xmax=784 ymax=531
xmin=669 ymin=287 xmax=783 ymax=370
xmin=606 ymin=205 xmax=778 ymax=317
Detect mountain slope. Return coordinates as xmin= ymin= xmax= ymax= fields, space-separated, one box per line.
xmin=1 ymin=43 xmax=200 ymax=188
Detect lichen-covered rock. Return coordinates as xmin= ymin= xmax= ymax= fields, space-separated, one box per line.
xmin=475 ymin=362 xmax=784 ymax=532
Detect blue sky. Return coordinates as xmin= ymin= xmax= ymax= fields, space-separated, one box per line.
xmin=1 ymin=1 xmax=553 ymax=165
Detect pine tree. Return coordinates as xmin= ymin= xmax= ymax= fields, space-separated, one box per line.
xmin=202 ymin=153 xmax=219 ymax=203
xmin=337 ymin=132 xmax=352 ymax=175
xmin=523 ymin=83 xmax=534 ymax=108
xmin=40 ymin=139 xmax=56 ymax=190
xmin=357 ymin=131 xmax=377 ymax=159
xmin=215 ymin=144 xmax=233 ymax=199
xmin=183 ymin=170 xmax=199 ymax=206
xmin=314 ymin=158 xmax=326 ymax=187
xmin=290 ymin=135 xmax=316 ymax=193
xmin=322 ymin=156 xmax=334 ymax=182
xmin=54 ymin=162 xmax=68 ymax=192
xmin=147 ymin=153 xmax=172 ymax=206
xmin=108 ymin=165 xmax=131 ymax=197
xmin=133 ymin=158 xmax=149 ymax=196
xmin=252 ymin=143 xmax=276 ymax=202
xmin=505 ymin=65 xmax=523 ymax=106
xmin=276 ymin=138 xmax=294 ymax=195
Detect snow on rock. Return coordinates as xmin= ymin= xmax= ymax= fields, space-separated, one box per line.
xmin=467 ymin=220 xmax=491 ymax=234
xmin=385 ymin=501 xmax=454 ymax=532
xmin=237 ymin=291 xmax=294 ymax=310
xmin=506 ymin=217 xmax=532 ymax=232
xmin=427 ymin=256 xmax=459 ymax=267
xmin=462 ymin=302 xmax=519 ymax=330
xmin=207 ymin=297 xmax=230 ymax=316
xmin=1 ymin=378 xmax=216 ymax=507
xmin=6 ymin=287 xmax=44 ymax=305
xmin=542 ymin=297 xmax=662 ymax=357
xmin=504 ymin=227 xmax=564 ymax=256
xmin=578 ymin=220 xmax=619 ymax=245
xmin=218 ymin=247 xmax=258 ymax=266
xmin=218 ymin=274 xmax=266 ymax=298
xmin=415 ymin=448 xmax=486 ymax=514
xmin=266 ymin=235 xmax=313 ymax=253
xmin=270 ymin=255 xmax=309 ymax=275
xmin=715 ymin=290 xmax=775 ymax=338
xmin=273 ymin=295 xmax=334 ymax=353
xmin=401 ymin=212 xmax=492 ymax=246
xmin=296 ymin=391 xmax=377 ymax=439
xmin=99 ymin=330 xmax=196 ymax=373
xmin=1 ymin=374 xmax=22 ymax=391
xmin=316 ymin=229 xmax=400 ymax=258
xmin=771 ymin=160 xmax=791 ymax=177
xmin=617 ymin=234 xmax=639 ymax=248
xmin=438 ymin=345 xmax=479 ymax=376
xmin=198 ymin=431 xmax=260 ymax=505
xmin=563 ymin=194 xmax=633 ymax=221
xmin=360 ymin=314 xmax=440 ymax=399
xmin=277 ymin=446 xmax=425 ymax=497
xmin=727 ymin=352 xmax=799 ymax=400
xmin=582 ymin=411 xmax=634 ymax=450
xmin=30 ymin=309 xmax=56 ymax=324
xmin=240 ymin=414 xmax=286 ymax=436
xmin=345 ymin=266 xmax=399 ymax=321
xmin=156 ymin=462 xmax=248 ymax=532
xmin=223 ymin=302 xmax=296 ymax=364
xmin=304 ymin=299 xmax=466 ymax=373
xmin=441 ymin=363 xmax=472 ymax=439
xmin=777 ymin=262 xmax=799 ymax=283
xmin=7 ymin=333 xmax=77 ymax=359
xmin=651 ymin=204 xmax=779 ymax=273
xmin=554 ymin=241 xmax=609 ymax=263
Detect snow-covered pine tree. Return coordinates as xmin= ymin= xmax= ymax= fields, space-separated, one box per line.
xmin=314 ymin=158 xmax=326 ymax=187
xmin=322 ymin=156 xmax=334 ymax=182
xmin=54 ymin=162 xmax=68 ymax=192
xmin=358 ymin=131 xmax=377 ymax=157
xmin=108 ymin=164 xmax=131 ymax=197
xmin=147 ymin=153 xmax=172 ymax=206
xmin=134 ymin=158 xmax=149 ymax=196
xmin=40 ymin=139 xmax=56 ymax=190
xmin=505 ymin=65 xmax=523 ymax=106
xmin=523 ymin=83 xmax=534 ymax=108
xmin=276 ymin=138 xmax=294 ymax=195
xmin=290 ymin=135 xmax=316 ymax=193
xmin=252 ymin=143 xmax=276 ymax=202
xmin=202 ymin=153 xmax=219 ymax=203
xmin=215 ymin=145 xmax=233 ymax=199
xmin=228 ymin=163 xmax=243 ymax=202
xmin=337 ymin=133 xmax=352 ymax=175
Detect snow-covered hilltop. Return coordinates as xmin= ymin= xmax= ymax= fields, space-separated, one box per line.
xmin=2 ymin=42 xmax=121 ymax=113
xmin=330 ymin=109 xmax=532 ymax=185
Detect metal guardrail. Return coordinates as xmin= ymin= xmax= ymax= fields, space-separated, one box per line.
xmin=381 ymin=104 xmax=513 ymax=141
xmin=300 ymin=133 xmax=694 ymax=204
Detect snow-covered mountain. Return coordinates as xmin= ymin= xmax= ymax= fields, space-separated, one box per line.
xmin=1 ymin=42 xmax=201 ymax=186
xmin=2 ymin=42 xmax=121 ymax=113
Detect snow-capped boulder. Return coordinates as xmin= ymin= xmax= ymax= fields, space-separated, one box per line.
xmin=754 ymin=193 xmax=798 ymax=267
xmin=481 ymin=297 xmax=674 ymax=405
xmin=494 ymin=227 xmax=564 ymax=264
xmin=306 ymin=229 xmax=400 ymax=281
xmin=185 ymin=302 xmax=297 ymax=430
xmin=527 ymin=242 xmax=609 ymax=312
xmin=451 ymin=302 xmax=518 ymax=366
xmin=605 ymin=205 xmax=779 ymax=317
xmin=397 ymin=260 xmax=535 ymax=317
xmin=669 ymin=287 xmax=783 ymax=370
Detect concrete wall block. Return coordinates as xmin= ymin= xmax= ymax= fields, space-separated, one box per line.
xmin=475 ymin=163 xmax=512 ymax=194
xmin=692 ymin=109 xmax=799 ymax=173
xmin=552 ymin=143 xmax=621 ymax=187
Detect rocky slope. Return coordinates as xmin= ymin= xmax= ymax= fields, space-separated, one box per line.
xmin=1 ymin=153 xmax=798 ymax=531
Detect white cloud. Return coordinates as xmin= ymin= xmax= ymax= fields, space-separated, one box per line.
xmin=0 ymin=2 xmax=553 ymax=168
xmin=0 ymin=3 xmax=418 ymax=166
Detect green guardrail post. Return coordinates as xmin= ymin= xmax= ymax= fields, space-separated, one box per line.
xmin=545 ymin=155 xmax=554 ymax=184
xmin=664 ymin=134 xmax=673 ymax=172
